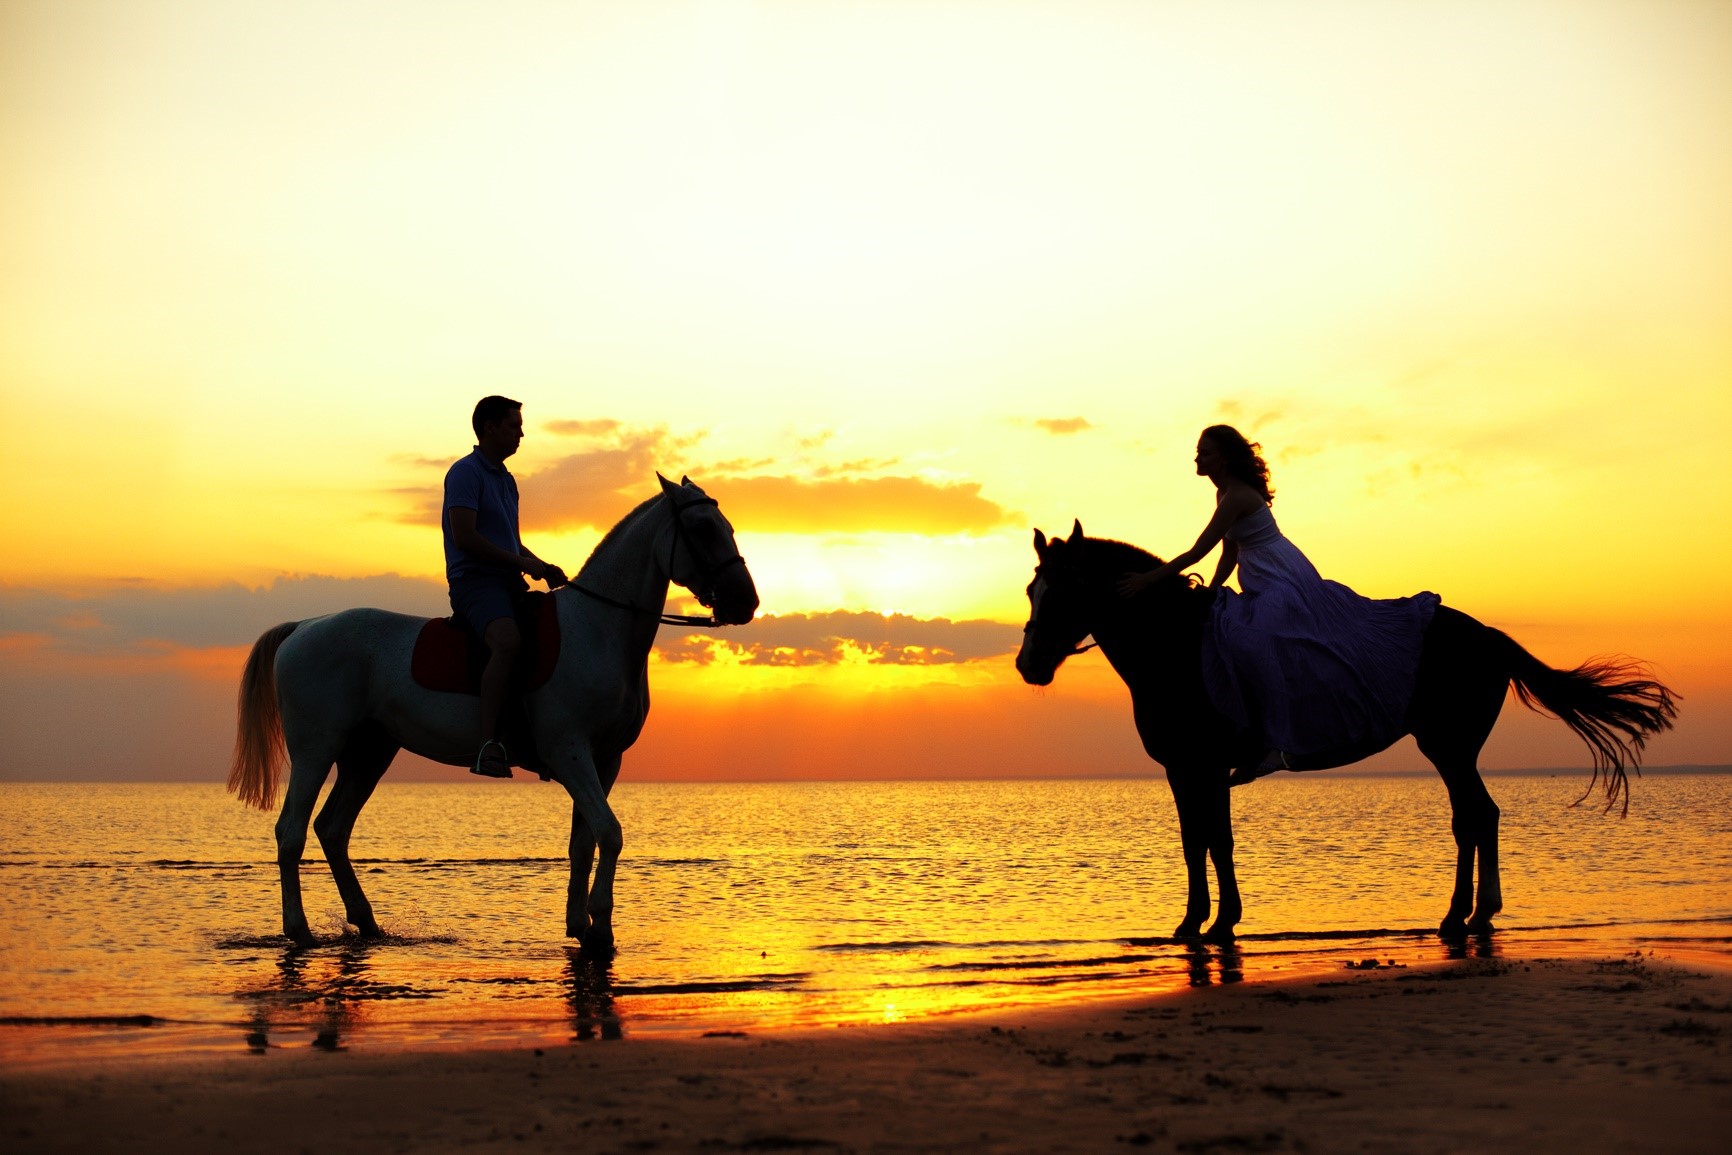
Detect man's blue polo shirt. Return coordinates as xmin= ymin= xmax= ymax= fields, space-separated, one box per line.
xmin=442 ymin=447 xmax=523 ymax=585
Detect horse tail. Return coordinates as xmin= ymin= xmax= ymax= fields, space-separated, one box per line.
xmin=228 ymin=621 xmax=299 ymax=812
xmin=1491 ymin=629 xmax=1679 ymax=815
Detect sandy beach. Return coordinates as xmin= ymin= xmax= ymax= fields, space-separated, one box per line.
xmin=5 ymin=952 xmax=1729 ymax=1154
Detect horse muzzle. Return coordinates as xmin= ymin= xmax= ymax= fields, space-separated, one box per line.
xmin=707 ymin=566 xmax=760 ymax=627
xmin=1014 ymin=639 xmax=1057 ymax=686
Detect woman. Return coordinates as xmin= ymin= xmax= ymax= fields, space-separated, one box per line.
xmin=1117 ymin=425 xmax=1439 ymax=778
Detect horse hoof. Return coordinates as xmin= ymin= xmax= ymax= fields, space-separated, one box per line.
xmin=1437 ymin=916 xmax=1469 ymax=940
xmin=1465 ymin=916 xmax=1497 ymax=936
xmin=1173 ymin=921 xmax=1204 ymax=940
xmin=284 ymin=929 xmax=318 ymax=949
xmin=580 ymin=919 xmax=615 ymax=958
xmin=1203 ymin=922 xmax=1237 ymax=944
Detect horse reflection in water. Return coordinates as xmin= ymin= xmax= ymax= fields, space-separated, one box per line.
xmin=228 ymin=476 xmax=757 ymax=955
xmin=1183 ymin=941 xmax=1243 ymax=988
xmin=237 ymin=941 xmax=623 ymax=1052
xmin=239 ymin=939 xmax=392 ymax=1053
xmin=564 ymin=948 xmax=621 ymax=1042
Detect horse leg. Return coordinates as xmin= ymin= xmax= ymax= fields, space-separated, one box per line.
xmin=1431 ymin=769 xmax=1480 ymax=936
xmin=1429 ymin=768 xmax=1501 ymax=935
xmin=1462 ymin=773 xmax=1502 ymax=932
xmin=547 ymin=746 xmax=622 ymax=956
xmin=1203 ymin=775 xmax=1241 ymax=942
xmin=565 ymin=752 xmax=621 ymax=940
xmin=275 ymin=757 xmax=333 ymax=947
xmin=1411 ymin=613 xmax=1508 ymax=938
xmin=313 ymin=727 xmax=397 ymax=938
xmin=566 ymin=809 xmax=596 ymax=940
xmin=1416 ymin=708 xmax=1504 ymax=936
xmin=1167 ymin=771 xmax=1214 ymax=938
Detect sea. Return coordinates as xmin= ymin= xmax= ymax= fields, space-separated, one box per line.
xmin=2 ymin=774 xmax=1729 ymax=1065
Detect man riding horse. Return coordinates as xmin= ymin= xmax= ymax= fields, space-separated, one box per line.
xmin=443 ymin=396 xmax=569 ymax=779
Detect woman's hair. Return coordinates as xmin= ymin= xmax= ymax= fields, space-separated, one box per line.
xmin=1200 ymin=424 xmax=1275 ymax=504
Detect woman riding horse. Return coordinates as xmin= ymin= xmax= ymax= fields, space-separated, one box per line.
xmin=1118 ymin=425 xmax=1440 ymax=782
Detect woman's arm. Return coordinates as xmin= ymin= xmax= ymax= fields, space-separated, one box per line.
xmin=1209 ymin=539 xmax=1239 ymax=589
xmin=1116 ymin=488 xmax=1258 ymax=596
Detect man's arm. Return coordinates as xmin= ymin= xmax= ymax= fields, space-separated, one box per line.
xmin=449 ymin=507 xmax=553 ymax=581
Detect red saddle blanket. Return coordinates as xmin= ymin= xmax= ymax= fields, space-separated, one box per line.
xmin=410 ymin=591 xmax=562 ymax=696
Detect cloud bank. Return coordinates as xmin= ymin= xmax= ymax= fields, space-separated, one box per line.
xmin=0 ymin=582 xmax=1018 ymax=668
xmin=659 ymin=611 xmax=1020 ymax=666
xmin=399 ymin=422 xmax=1014 ymax=535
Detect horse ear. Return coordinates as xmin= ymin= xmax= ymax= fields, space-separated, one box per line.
xmin=1069 ymin=519 xmax=1084 ymax=544
xmin=680 ymin=474 xmax=691 ymax=487
xmin=657 ymin=472 xmax=679 ymax=496
xmin=1033 ymin=528 xmax=1048 ymax=554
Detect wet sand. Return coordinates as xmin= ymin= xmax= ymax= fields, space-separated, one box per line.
xmin=4 ymin=953 xmax=1730 ymax=1154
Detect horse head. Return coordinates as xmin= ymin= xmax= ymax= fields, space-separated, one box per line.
xmin=1016 ymin=521 xmax=1190 ymax=686
xmin=656 ymin=473 xmax=759 ymax=626
xmin=1016 ymin=520 xmax=1095 ymax=686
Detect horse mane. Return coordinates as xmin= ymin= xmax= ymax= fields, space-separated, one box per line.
xmin=1079 ymin=536 xmax=1161 ymax=574
xmin=578 ymin=493 xmax=664 ymax=578
xmin=1076 ymin=536 xmax=1211 ymax=609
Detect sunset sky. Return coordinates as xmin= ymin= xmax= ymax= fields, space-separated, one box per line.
xmin=3 ymin=0 xmax=1728 ymax=782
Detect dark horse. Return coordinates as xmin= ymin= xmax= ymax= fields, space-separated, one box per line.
xmin=1015 ymin=522 xmax=1677 ymax=941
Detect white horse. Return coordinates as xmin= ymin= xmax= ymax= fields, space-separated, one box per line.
xmin=228 ymin=474 xmax=758 ymax=954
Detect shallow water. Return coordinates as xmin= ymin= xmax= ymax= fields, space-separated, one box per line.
xmin=2 ymin=775 xmax=1728 ymax=1064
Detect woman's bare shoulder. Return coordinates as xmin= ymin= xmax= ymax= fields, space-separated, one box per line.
xmin=1215 ymin=481 xmax=1265 ymax=517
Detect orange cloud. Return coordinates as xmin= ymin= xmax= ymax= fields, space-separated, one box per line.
xmin=658 ymin=611 xmax=1018 ymax=666
xmin=1032 ymin=417 xmax=1092 ymax=435
xmin=395 ymin=422 xmax=1013 ymax=535
xmin=702 ymin=474 xmax=1011 ymax=535
xmin=545 ymin=419 xmax=622 ymax=437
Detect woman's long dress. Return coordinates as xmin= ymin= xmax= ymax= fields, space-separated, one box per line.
xmin=1201 ymin=505 xmax=1439 ymax=761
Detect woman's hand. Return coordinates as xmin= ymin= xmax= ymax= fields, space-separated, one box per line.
xmin=1117 ymin=571 xmax=1157 ymax=598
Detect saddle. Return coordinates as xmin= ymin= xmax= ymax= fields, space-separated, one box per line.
xmin=410 ymin=591 xmax=562 ymax=772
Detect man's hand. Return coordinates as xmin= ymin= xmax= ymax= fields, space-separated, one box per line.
xmin=543 ymin=564 xmax=569 ymax=589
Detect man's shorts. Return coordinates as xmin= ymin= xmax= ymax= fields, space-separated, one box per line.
xmin=449 ymin=575 xmax=527 ymax=641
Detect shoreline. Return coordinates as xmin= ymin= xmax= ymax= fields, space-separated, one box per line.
xmin=6 ymin=923 xmax=1727 ymax=1073
xmin=6 ymin=951 xmax=1729 ymax=1153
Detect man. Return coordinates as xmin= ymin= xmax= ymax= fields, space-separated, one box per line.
xmin=443 ymin=395 xmax=567 ymax=778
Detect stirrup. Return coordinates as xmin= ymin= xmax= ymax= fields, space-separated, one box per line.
xmin=471 ymin=738 xmax=513 ymax=779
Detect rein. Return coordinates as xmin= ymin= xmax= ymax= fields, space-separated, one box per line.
xmin=1021 ymin=614 xmax=1098 ymax=658
xmin=570 ymin=582 xmax=720 ymax=627
xmin=569 ymin=490 xmax=746 ymax=628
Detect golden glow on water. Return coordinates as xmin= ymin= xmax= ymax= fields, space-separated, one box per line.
xmin=3 ymin=778 xmax=1730 ymax=1065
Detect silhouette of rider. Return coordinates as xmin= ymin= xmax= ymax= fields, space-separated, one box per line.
xmin=443 ymin=396 xmax=567 ymax=778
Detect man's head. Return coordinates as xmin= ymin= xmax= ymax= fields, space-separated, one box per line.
xmin=472 ymin=395 xmax=524 ymax=461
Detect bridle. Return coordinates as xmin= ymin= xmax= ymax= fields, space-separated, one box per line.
xmin=571 ymin=489 xmax=747 ymax=628
xmin=1023 ymin=566 xmax=1099 ymax=657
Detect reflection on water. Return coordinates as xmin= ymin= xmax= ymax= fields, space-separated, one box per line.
xmin=1184 ymin=941 xmax=1243 ymax=987
xmin=564 ymin=948 xmax=621 ymax=1042
xmin=1 ymin=775 xmax=1728 ymax=1062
